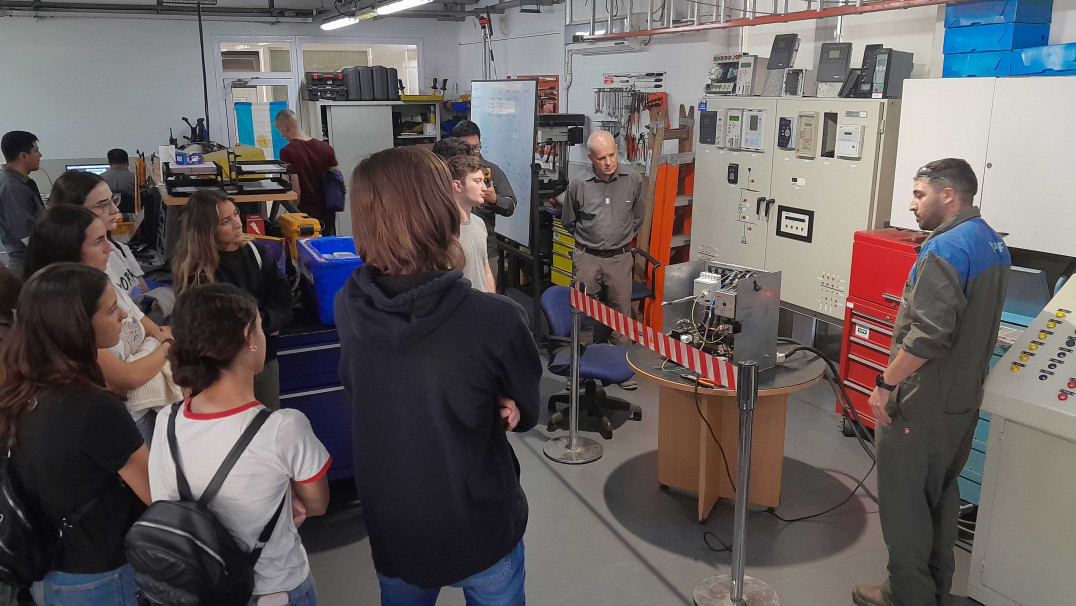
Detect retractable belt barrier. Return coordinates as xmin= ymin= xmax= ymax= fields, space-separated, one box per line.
xmin=568 ymin=284 xmax=739 ymax=390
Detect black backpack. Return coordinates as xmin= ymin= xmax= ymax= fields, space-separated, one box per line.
xmin=125 ymin=403 xmax=285 ymax=606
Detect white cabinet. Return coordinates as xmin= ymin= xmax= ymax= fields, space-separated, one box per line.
xmin=890 ymin=76 xmax=1076 ymax=256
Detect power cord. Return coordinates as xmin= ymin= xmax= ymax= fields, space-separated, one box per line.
xmin=693 ymin=380 xmax=736 ymax=490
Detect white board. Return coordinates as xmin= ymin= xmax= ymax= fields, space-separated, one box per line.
xmin=470 ymin=80 xmax=537 ymax=247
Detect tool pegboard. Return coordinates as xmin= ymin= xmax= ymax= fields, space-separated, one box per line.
xmin=593 ymin=71 xmax=669 ymax=165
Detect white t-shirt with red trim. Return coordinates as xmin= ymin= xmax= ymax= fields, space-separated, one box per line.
xmin=148 ymin=400 xmax=331 ymax=595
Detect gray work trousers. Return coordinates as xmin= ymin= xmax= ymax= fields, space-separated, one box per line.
xmin=573 ymin=250 xmax=632 ymax=346
xmin=877 ymin=379 xmax=980 ymax=606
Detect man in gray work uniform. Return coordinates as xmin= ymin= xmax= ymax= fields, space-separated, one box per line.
xmin=562 ymin=130 xmax=644 ymax=390
xmin=452 ymin=120 xmax=516 ymax=281
xmin=0 ymin=131 xmax=44 ymax=275
xmin=854 ymin=159 xmax=1010 ymax=606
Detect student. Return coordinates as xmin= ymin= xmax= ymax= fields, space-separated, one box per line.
xmin=0 ymin=262 xmax=151 ymax=605
xmin=172 ymin=189 xmax=293 ymax=409
xmin=23 ymin=206 xmax=177 ymax=444
xmin=101 ymin=148 xmax=136 ymax=203
xmin=336 ymin=147 xmax=542 ymax=605
xmin=151 ymin=283 xmax=330 ymax=605
xmin=49 ymin=169 xmax=151 ymax=303
xmin=0 ymin=131 xmax=44 ymax=275
xmin=445 ymin=154 xmax=496 ymax=293
xmin=451 ymin=120 xmax=517 ymax=279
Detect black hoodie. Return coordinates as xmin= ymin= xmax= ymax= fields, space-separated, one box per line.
xmin=335 ymin=266 xmax=542 ymax=588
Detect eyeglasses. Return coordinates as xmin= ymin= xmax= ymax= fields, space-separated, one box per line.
xmin=915 ymin=165 xmax=954 ymax=187
xmin=90 ymin=193 xmax=122 ymax=213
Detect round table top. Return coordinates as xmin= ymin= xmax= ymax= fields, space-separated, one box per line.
xmin=627 ymin=343 xmax=826 ymax=396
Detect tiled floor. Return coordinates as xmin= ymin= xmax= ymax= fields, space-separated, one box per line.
xmin=301 ymin=361 xmax=982 ymax=605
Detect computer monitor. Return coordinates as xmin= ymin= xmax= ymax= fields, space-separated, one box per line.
xmin=65 ymin=163 xmax=110 ymax=175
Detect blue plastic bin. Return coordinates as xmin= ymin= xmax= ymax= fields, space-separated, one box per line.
xmin=1010 ymin=43 xmax=1076 ymax=75
xmin=944 ymin=0 xmax=1053 ymax=27
xmin=943 ymin=51 xmax=1012 ymax=77
xmin=943 ymin=23 xmax=1050 ymax=54
xmin=298 ymin=236 xmax=364 ymax=325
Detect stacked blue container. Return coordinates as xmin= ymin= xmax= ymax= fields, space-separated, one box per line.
xmin=942 ymin=0 xmax=1053 ymax=78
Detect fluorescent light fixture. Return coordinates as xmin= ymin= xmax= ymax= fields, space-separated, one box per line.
xmin=234 ymin=44 xmax=251 ymax=50
xmin=320 ymin=10 xmax=376 ymax=30
xmin=375 ymin=0 xmax=434 ymax=15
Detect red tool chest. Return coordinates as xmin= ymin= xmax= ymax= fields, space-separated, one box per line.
xmin=838 ymin=228 xmax=927 ymax=430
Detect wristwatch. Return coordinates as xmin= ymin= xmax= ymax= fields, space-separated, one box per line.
xmin=875 ymin=374 xmax=897 ymax=392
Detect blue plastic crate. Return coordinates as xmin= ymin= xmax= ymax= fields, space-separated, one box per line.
xmin=945 ymin=0 xmax=1053 ymax=27
xmin=943 ymin=51 xmax=1012 ymax=77
xmin=1010 ymin=43 xmax=1076 ymax=75
xmin=943 ymin=23 xmax=1050 ymax=53
xmin=298 ymin=236 xmax=364 ymax=325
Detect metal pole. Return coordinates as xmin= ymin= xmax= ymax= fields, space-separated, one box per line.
xmin=591 ymin=0 xmax=597 ymax=35
xmin=647 ymin=0 xmax=654 ymax=29
xmin=544 ymin=284 xmax=604 ymax=465
xmin=730 ymin=361 xmax=758 ymax=602
xmin=627 ymin=0 xmax=634 ymax=31
xmin=568 ymin=295 xmax=582 ymax=450
xmin=719 ymin=0 xmax=725 ymax=23
xmin=607 ymin=0 xmax=614 ymax=34
xmin=693 ymin=361 xmax=778 ymax=606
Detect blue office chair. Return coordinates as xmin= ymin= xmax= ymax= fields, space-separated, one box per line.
xmin=541 ymin=286 xmax=641 ymax=440
xmin=630 ymin=248 xmax=662 ymax=304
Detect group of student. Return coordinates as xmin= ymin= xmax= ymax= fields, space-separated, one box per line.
xmin=0 ymin=124 xmax=543 ymax=604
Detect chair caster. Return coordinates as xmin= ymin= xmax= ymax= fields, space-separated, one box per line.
xmin=599 ymin=417 xmax=613 ymax=440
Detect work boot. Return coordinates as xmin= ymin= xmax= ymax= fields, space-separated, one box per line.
xmin=618 ymin=380 xmax=638 ymax=391
xmin=852 ymin=585 xmax=894 ymax=606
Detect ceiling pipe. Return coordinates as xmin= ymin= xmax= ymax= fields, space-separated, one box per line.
xmin=580 ymin=0 xmax=963 ymax=41
xmin=0 ymin=1 xmax=318 ymax=17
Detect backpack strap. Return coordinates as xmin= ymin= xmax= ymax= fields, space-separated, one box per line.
xmin=167 ymin=401 xmax=274 ymax=508
xmin=197 ymin=408 xmax=273 ymax=508
xmin=167 ymin=402 xmax=194 ymax=502
xmin=246 ymin=241 xmax=263 ymax=271
xmin=249 ymin=493 xmax=287 ymax=566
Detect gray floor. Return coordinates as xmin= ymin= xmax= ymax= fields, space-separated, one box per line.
xmin=300 ymin=363 xmax=983 ymax=605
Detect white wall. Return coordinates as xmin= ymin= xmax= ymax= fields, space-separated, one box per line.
xmin=0 ymin=14 xmax=458 ymax=166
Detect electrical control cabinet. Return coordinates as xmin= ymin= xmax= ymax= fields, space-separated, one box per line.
xmin=725 ymin=109 xmax=743 ymax=149
xmin=694 ymin=96 xmax=901 ymax=320
xmin=968 ymin=280 xmax=1076 ymax=606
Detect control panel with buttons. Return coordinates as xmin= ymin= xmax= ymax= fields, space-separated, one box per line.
xmin=984 ymin=279 xmax=1076 ymax=441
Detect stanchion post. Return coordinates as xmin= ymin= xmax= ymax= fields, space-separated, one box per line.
xmin=544 ymin=283 xmax=603 ymax=465
xmin=731 ymin=361 xmax=759 ymax=602
xmin=692 ymin=361 xmax=778 ymax=606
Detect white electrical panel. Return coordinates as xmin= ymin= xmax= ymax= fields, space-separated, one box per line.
xmin=725 ymin=109 xmax=743 ymax=149
xmin=742 ymin=110 xmax=766 ymax=151
xmin=968 ymin=280 xmax=1076 ymax=606
xmin=835 ymin=124 xmax=864 ymax=159
xmin=692 ymin=97 xmax=901 ymax=321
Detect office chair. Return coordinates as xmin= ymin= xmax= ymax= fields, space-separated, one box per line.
xmin=631 ymin=248 xmax=661 ymax=325
xmin=541 ymin=286 xmax=641 ymax=440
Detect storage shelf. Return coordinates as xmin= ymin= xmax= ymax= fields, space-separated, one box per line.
xmin=671 ymin=234 xmax=691 ymax=247
xmin=675 ymin=194 xmax=693 ymax=207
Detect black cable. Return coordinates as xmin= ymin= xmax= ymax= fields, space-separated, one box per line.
xmin=703 ymin=531 xmax=731 ymax=553
xmin=693 ymin=379 xmax=736 ymax=490
xmin=759 ymin=460 xmax=877 ymax=523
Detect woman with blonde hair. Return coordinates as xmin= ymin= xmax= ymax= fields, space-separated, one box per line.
xmin=336 ymin=147 xmax=541 ymax=605
xmin=172 ymin=189 xmax=292 ymax=408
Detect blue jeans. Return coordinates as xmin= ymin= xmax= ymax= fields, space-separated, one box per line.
xmin=31 ymin=564 xmax=138 ymax=606
xmin=247 ymin=574 xmax=318 ymax=605
xmin=377 ymin=541 xmax=525 ymax=606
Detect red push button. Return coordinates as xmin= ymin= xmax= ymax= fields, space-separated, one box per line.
xmin=1068 ymin=380 xmax=1076 ymax=389
xmin=1059 ymin=393 xmax=1069 ymax=402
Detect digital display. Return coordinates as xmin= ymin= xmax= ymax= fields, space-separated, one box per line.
xmin=729 ymin=115 xmax=740 ymax=122
xmin=829 ymin=49 xmax=843 ymax=59
xmin=749 ymin=115 xmax=759 ymax=130
xmin=740 ymin=62 xmax=751 ymax=68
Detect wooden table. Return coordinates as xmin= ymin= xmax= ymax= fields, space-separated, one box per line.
xmin=627 ymin=345 xmax=825 ymax=522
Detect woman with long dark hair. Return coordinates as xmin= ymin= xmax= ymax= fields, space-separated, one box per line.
xmin=149 ymin=283 xmax=329 ymax=604
xmin=0 ymin=263 xmax=150 ymax=605
xmin=171 ymin=189 xmax=292 ymax=409
xmin=23 ymin=206 xmax=178 ymax=444
xmin=336 ymin=147 xmax=542 ymax=605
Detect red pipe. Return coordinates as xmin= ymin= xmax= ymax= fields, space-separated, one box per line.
xmin=580 ymin=0 xmax=962 ymax=41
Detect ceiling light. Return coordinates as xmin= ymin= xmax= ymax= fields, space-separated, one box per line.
xmin=375 ymin=0 xmax=434 ymax=16
xmin=235 ymin=44 xmax=251 ymax=50
xmin=320 ymin=11 xmax=376 ymax=30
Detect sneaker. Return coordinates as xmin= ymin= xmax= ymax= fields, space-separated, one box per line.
xmin=618 ymin=380 xmax=638 ymax=391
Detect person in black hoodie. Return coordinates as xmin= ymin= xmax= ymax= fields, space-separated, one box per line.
xmin=335 ymin=147 xmax=542 ymax=606
xmin=172 ymin=189 xmax=293 ymax=408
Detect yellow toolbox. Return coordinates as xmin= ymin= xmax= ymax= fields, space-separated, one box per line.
xmin=278 ymin=213 xmax=322 ymax=259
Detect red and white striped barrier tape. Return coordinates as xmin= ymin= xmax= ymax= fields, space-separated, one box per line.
xmin=569 ymin=286 xmax=738 ymax=389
